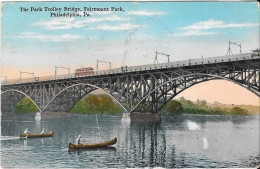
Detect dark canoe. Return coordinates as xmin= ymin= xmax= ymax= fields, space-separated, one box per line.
xmin=69 ymin=137 xmax=117 ymax=149
xmin=20 ymin=131 xmax=54 ymax=138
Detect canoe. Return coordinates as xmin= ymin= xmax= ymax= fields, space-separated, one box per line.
xmin=68 ymin=146 xmax=117 ymax=154
xmin=69 ymin=137 xmax=117 ymax=149
xmin=20 ymin=131 xmax=54 ymax=138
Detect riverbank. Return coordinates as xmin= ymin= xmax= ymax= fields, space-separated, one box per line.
xmin=163 ymin=97 xmax=259 ymax=115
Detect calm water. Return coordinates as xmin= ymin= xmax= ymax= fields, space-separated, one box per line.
xmin=1 ymin=112 xmax=259 ymax=168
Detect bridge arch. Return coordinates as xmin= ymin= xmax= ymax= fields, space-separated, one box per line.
xmin=130 ymin=73 xmax=259 ymax=113
xmin=1 ymin=89 xmax=41 ymax=111
xmin=42 ymin=83 xmax=127 ymax=112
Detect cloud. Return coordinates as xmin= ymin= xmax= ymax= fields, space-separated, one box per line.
xmin=169 ymin=19 xmax=259 ymax=37
xmin=20 ymin=32 xmax=35 ymax=36
xmin=35 ymin=18 xmax=81 ymax=30
xmin=181 ymin=20 xmax=259 ymax=30
xmin=99 ymin=15 xmax=132 ymax=21
xmin=168 ymin=30 xmax=216 ymax=37
xmin=89 ymin=23 xmax=146 ymax=31
xmin=35 ymin=15 xmax=132 ymax=30
xmin=127 ymin=10 xmax=166 ymax=16
xmin=16 ymin=32 xmax=81 ymax=42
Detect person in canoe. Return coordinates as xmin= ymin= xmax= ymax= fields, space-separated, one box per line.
xmin=76 ymin=135 xmax=81 ymax=145
xmin=41 ymin=128 xmax=45 ymax=134
xmin=24 ymin=128 xmax=29 ymax=134
xmin=24 ymin=128 xmax=29 ymax=138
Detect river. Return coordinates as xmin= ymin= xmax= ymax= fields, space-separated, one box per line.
xmin=0 ymin=112 xmax=259 ymax=168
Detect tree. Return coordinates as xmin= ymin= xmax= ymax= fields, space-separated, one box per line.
xmin=166 ymin=100 xmax=184 ymax=114
xmin=14 ymin=97 xmax=39 ymax=114
xmin=85 ymin=94 xmax=100 ymax=112
xmin=85 ymin=94 xmax=118 ymax=114
xmin=98 ymin=94 xmax=114 ymax=113
xmin=179 ymin=96 xmax=186 ymax=101
xmin=230 ymin=107 xmax=248 ymax=115
xmin=196 ymin=99 xmax=208 ymax=109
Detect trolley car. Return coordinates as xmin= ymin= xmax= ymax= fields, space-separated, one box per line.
xmin=75 ymin=67 xmax=94 ymax=76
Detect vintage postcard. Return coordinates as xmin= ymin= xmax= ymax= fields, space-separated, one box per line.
xmin=1 ymin=1 xmax=259 ymax=168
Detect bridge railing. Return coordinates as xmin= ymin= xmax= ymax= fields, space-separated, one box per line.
xmin=115 ymin=53 xmax=254 ymax=72
xmin=2 ymin=53 xmax=258 ymax=85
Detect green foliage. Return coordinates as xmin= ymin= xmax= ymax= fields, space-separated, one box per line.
xmin=97 ymin=94 xmax=115 ymax=113
xmin=165 ymin=100 xmax=183 ymax=114
xmin=196 ymin=99 xmax=209 ymax=109
xmin=230 ymin=106 xmax=249 ymax=115
xmin=14 ymin=97 xmax=39 ymax=114
xmin=85 ymin=94 xmax=100 ymax=112
xmin=212 ymin=106 xmax=227 ymax=115
xmin=69 ymin=100 xmax=89 ymax=114
xmin=70 ymin=94 xmax=123 ymax=114
xmin=164 ymin=97 xmax=250 ymax=116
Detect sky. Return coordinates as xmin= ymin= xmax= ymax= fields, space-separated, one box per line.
xmin=1 ymin=1 xmax=259 ymax=105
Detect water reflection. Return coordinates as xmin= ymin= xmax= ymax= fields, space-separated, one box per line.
xmin=117 ymin=122 xmax=167 ymax=168
xmin=187 ymin=121 xmax=201 ymax=130
xmin=68 ymin=146 xmax=117 ymax=155
xmin=169 ymin=145 xmax=177 ymax=168
xmin=35 ymin=120 xmax=41 ymax=131
xmin=203 ymin=137 xmax=208 ymax=149
xmin=23 ymin=138 xmax=27 ymax=147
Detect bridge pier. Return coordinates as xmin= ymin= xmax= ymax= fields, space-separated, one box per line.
xmin=130 ymin=112 xmax=161 ymax=123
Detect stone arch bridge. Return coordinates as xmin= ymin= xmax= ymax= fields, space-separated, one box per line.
xmin=1 ymin=53 xmax=259 ymax=114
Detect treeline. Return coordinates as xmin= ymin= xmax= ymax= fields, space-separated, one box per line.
xmin=163 ymin=97 xmax=253 ymax=115
xmin=70 ymin=94 xmax=123 ymax=114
